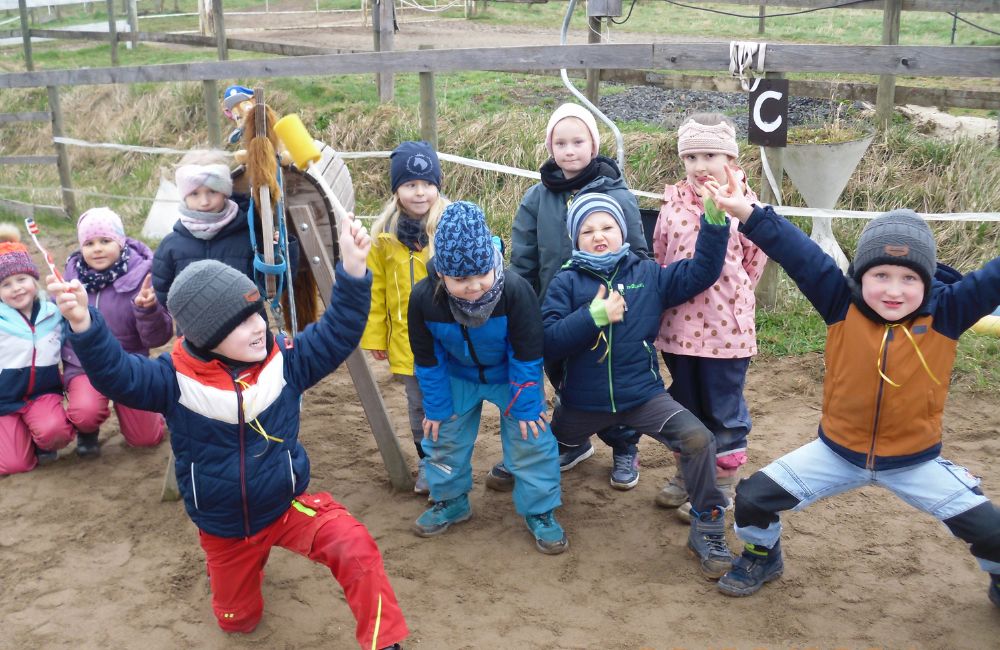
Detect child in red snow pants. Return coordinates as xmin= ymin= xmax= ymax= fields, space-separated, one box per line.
xmin=198 ymin=491 xmax=408 ymax=649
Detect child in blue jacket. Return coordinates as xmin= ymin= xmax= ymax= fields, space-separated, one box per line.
xmin=542 ymin=193 xmax=735 ymax=579
xmin=407 ymin=201 xmax=566 ymax=555
xmin=50 ymin=214 xmax=408 ymax=650
xmin=706 ymin=167 xmax=1000 ymax=606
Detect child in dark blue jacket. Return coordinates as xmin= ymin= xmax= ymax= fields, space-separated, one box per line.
xmin=50 ymin=214 xmax=408 ymax=650
xmin=542 ymin=193 xmax=735 ymax=579
xmin=408 ymin=201 xmax=566 ymax=555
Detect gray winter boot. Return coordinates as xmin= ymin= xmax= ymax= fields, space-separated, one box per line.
xmin=676 ymin=471 xmax=737 ymax=524
xmin=655 ymin=455 xmax=687 ymax=508
xmin=687 ymin=506 xmax=734 ymax=579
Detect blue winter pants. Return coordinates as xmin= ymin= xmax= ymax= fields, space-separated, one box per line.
xmin=421 ymin=376 xmax=562 ymax=516
xmin=662 ymin=353 xmax=751 ymax=465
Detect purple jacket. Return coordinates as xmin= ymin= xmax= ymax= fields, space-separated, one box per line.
xmin=62 ymin=238 xmax=174 ymax=383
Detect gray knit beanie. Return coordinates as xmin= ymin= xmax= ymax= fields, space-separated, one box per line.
xmin=851 ymin=209 xmax=936 ymax=285
xmin=567 ymin=192 xmax=627 ymax=249
xmin=167 ymin=260 xmax=264 ymax=350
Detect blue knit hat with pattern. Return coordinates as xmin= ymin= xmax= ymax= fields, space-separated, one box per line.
xmin=567 ymin=192 xmax=627 ymax=248
xmin=390 ymin=141 xmax=442 ymax=194
xmin=433 ymin=201 xmax=494 ymax=277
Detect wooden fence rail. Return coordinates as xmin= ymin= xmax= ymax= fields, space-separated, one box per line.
xmin=1 ymin=43 xmax=997 ymax=90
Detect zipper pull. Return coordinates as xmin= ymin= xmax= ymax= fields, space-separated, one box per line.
xmin=616 ymin=283 xmax=628 ymax=312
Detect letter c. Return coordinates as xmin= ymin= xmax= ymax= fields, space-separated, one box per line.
xmin=753 ymin=90 xmax=783 ymax=133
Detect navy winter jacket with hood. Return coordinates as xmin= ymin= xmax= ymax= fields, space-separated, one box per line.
xmin=542 ymin=216 xmax=730 ymax=413
xmin=67 ymin=263 xmax=372 ymax=538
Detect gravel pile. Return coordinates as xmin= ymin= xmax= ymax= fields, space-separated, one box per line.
xmin=598 ymin=84 xmax=869 ymax=137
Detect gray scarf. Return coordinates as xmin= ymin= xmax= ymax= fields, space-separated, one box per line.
xmin=446 ymin=248 xmax=505 ymax=328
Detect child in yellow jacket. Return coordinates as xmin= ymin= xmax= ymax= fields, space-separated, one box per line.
xmin=361 ymin=141 xmax=449 ymax=495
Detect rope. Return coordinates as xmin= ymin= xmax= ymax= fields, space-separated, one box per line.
xmin=397 ymin=0 xmax=465 ymax=13
xmin=660 ymin=0 xmax=874 ymax=20
xmin=948 ymin=12 xmax=1000 ymax=37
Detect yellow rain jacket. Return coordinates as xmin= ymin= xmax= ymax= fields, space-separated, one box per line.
xmin=361 ymin=233 xmax=429 ymax=375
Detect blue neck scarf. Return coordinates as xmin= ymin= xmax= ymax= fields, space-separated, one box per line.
xmin=570 ymin=243 xmax=630 ymax=276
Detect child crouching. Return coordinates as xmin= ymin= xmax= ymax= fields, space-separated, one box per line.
xmin=50 ymin=214 xmax=408 ymax=649
xmin=707 ymin=166 xmax=1000 ymax=607
xmin=542 ymin=193 xmax=735 ymax=579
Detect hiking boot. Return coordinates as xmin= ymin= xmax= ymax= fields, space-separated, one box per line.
xmin=676 ymin=472 xmax=737 ymax=523
xmin=412 ymin=494 xmax=471 ymax=537
xmin=35 ymin=447 xmax=58 ymax=466
xmin=413 ymin=459 xmax=429 ymax=496
xmin=990 ymin=574 xmax=1000 ymax=608
xmin=76 ymin=431 xmax=101 ymax=458
xmin=525 ymin=510 xmax=568 ymax=555
xmin=655 ymin=470 xmax=687 ymax=509
xmin=609 ymin=448 xmax=639 ymax=490
xmin=485 ymin=461 xmax=514 ymax=492
xmin=687 ymin=506 xmax=733 ymax=579
xmin=717 ymin=542 xmax=784 ymax=597
xmin=558 ymin=441 xmax=594 ymax=472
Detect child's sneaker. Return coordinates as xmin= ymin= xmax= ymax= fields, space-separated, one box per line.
xmin=35 ymin=447 xmax=58 ymax=466
xmin=609 ymin=448 xmax=639 ymax=490
xmin=990 ymin=574 xmax=1000 ymax=608
xmin=413 ymin=459 xmax=429 ymax=495
xmin=485 ymin=461 xmax=514 ymax=492
xmin=558 ymin=441 xmax=594 ymax=472
xmin=717 ymin=542 xmax=784 ymax=597
xmin=687 ymin=506 xmax=733 ymax=579
xmin=524 ymin=510 xmax=568 ymax=555
xmin=655 ymin=470 xmax=687 ymax=508
xmin=412 ymin=494 xmax=471 ymax=537
xmin=76 ymin=431 xmax=101 ymax=458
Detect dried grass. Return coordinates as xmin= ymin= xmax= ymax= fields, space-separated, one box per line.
xmin=2 ymin=85 xmax=997 ymax=270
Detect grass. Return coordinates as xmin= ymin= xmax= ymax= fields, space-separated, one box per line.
xmin=1 ymin=4 xmax=998 ymax=389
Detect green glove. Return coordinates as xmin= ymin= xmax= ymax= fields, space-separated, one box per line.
xmin=704 ymin=195 xmax=728 ymax=226
xmin=589 ymin=297 xmax=611 ymax=327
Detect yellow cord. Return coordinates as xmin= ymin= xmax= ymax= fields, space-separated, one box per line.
xmin=590 ymin=330 xmax=610 ymax=364
xmin=876 ymin=324 xmax=942 ymax=388
xmin=236 ymin=379 xmax=285 ymax=446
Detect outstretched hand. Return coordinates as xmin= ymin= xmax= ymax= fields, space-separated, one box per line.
xmin=705 ymin=166 xmax=755 ymax=223
xmin=46 ymin=274 xmax=91 ymax=332
xmin=133 ymin=273 xmax=157 ymax=309
xmin=338 ymin=212 xmax=371 ymax=279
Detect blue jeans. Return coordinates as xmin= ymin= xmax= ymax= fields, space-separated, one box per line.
xmin=734 ymin=439 xmax=1000 ymax=574
xmin=421 ymin=377 xmax=561 ymax=516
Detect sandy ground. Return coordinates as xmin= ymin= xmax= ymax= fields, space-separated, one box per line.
xmin=3 ymin=349 xmax=999 ymax=649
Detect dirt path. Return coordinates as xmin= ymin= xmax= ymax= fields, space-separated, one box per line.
xmin=3 ymin=352 xmax=999 ymax=649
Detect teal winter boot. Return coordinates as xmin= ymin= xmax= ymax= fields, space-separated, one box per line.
xmin=412 ymin=494 xmax=471 ymax=537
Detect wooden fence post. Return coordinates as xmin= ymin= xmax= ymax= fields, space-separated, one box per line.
xmin=105 ymin=0 xmax=119 ymax=66
xmin=203 ymin=80 xmax=221 ymax=147
xmin=47 ymin=86 xmax=77 ymax=218
xmin=17 ymin=0 xmax=32 ymax=71
xmin=419 ymin=44 xmax=437 ymax=149
xmin=758 ymin=2 xmax=766 ymax=35
xmin=212 ymin=0 xmax=227 ymax=61
xmin=374 ymin=0 xmax=394 ymax=101
xmin=875 ymin=0 xmax=902 ymax=129
xmin=126 ymin=0 xmax=138 ymax=49
xmin=585 ymin=16 xmax=601 ymax=106
xmin=755 ymin=71 xmax=785 ymax=310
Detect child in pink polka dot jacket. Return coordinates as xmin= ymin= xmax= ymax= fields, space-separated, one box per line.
xmin=651 ymin=113 xmax=767 ymax=521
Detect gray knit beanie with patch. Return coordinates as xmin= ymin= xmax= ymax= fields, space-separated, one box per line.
xmin=851 ymin=209 xmax=936 ymax=285
xmin=167 ymin=260 xmax=264 ymax=350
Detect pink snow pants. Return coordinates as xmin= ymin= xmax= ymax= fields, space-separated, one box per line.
xmin=0 ymin=393 xmax=75 ymax=475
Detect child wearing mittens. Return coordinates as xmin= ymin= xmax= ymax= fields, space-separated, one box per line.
xmin=63 ymin=208 xmax=173 ymax=457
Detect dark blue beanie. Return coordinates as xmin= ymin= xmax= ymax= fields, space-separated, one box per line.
xmin=390 ymin=141 xmax=442 ymax=193
xmin=433 ymin=201 xmax=494 ymax=277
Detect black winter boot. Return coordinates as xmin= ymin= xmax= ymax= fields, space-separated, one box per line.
xmin=76 ymin=431 xmax=101 ymax=458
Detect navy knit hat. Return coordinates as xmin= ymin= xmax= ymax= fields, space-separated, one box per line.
xmin=433 ymin=201 xmax=494 ymax=277
xmin=851 ymin=209 xmax=936 ymax=286
xmin=567 ymin=192 xmax=627 ymax=248
xmin=390 ymin=141 xmax=442 ymax=194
